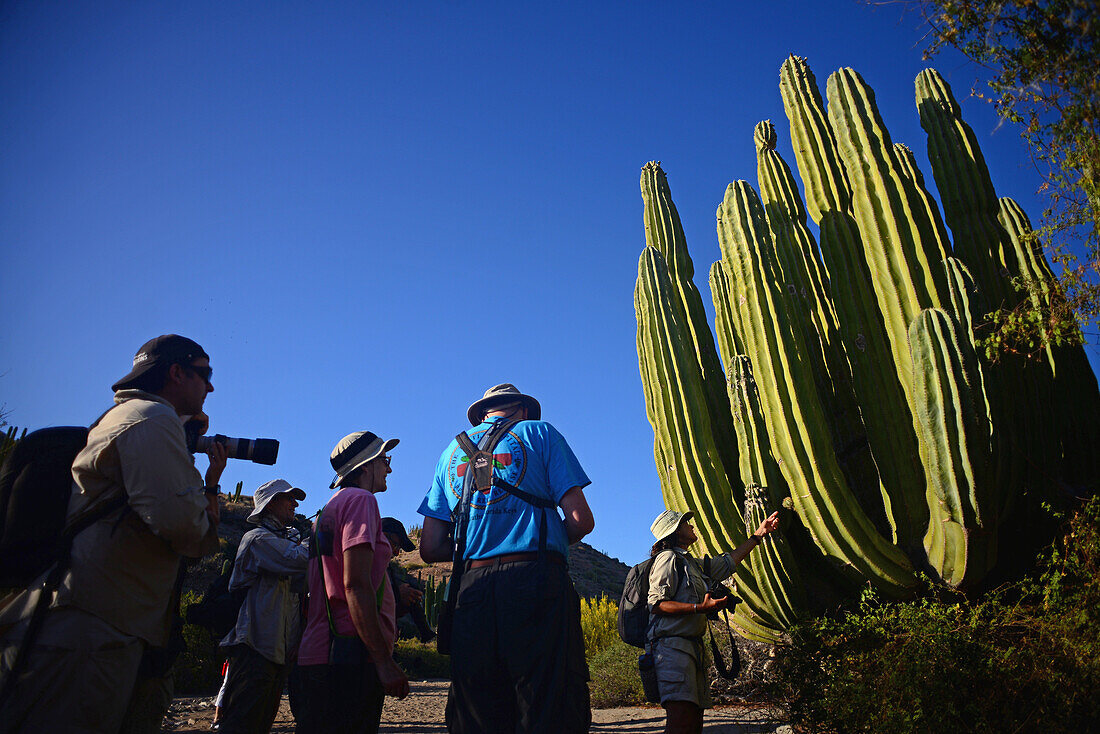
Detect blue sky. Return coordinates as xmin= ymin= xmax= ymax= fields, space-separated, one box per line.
xmin=3 ymin=1 xmax=1095 ymax=565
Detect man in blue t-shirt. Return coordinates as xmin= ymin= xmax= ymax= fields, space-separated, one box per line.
xmin=419 ymin=383 xmax=595 ymax=734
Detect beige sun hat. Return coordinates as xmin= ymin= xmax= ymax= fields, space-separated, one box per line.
xmin=466 ymin=383 xmax=542 ymax=425
xmin=650 ymin=509 xmax=694 ymax=542
xmin=329 ymin=430 xmax=399 ymax=489
xmin=248 ymin=479 xmax=306 ymax=523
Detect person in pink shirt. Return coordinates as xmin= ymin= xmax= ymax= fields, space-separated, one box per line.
xmin=294 ymin=430 xmax=409 ymax=734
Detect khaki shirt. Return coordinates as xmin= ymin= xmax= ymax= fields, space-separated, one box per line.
xmin=646 ymin=548 xmax=738 ymax=654
xmin=56 ymin=390 xmax=218 ymax=645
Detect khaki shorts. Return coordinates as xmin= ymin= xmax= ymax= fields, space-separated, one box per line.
xmin=652 ymin=637 xmax=709 ymax=708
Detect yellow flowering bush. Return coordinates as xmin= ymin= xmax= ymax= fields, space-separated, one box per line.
xmin=580 ymin=595 xmax=619 ymax=659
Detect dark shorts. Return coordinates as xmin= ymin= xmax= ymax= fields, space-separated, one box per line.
xmin=447 ymin=557 xmax=590 ymax=734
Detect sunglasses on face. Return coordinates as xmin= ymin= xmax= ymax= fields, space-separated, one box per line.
xmin=185 ymin=364 xmax=213 ymax=385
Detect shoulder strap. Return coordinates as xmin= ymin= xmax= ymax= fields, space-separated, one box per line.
xmin=450 ymin=418 xmax=520 ymax=550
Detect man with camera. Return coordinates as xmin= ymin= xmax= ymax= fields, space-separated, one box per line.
xmin=0 ymin=334 xmax=227 ymax=734
xmin=418 ymin=383 xmax=595 ymax=734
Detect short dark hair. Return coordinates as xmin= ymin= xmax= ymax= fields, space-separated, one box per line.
xmin=126 ymin=361 xmax=175 ymax=393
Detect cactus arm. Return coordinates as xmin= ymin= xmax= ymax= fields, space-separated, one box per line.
xmin=635 ymin=246 xmax=742 ymax=554
xmin=641 ymin=162 xmax=743 ymax=493
xmin=909 ymin=308 xmax=998 ymax=586
xmin=755 ymin=118 xmax=891 ymax=539
xmin=826 ymin=69 xmax=953 ymax=376
xmin=779 ymin=56 xmax=930 ymax=556
xmin=717 ymin=179 xmax=915 ymax=596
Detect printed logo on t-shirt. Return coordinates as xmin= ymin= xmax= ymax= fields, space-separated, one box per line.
xmin=446 ymin=428 xmax=528 ymax=507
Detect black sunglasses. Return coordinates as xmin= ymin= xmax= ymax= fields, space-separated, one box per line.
xmin=184 ymin=363 xmax=213 ymax=385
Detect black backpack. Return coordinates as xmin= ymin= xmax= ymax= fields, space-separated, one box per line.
xmin=617 ymin=554 xmax=683 ymax=648
xmin=185 ymin=559 xmax=248 ymax=640
xmin=0 ymin=423 xmax=129 ymax=709
xmin=0 ymin=426 xmax=128 ymax=588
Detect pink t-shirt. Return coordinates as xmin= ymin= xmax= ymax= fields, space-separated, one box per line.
xmin=297 ymin=487 xmax=396 ymax=666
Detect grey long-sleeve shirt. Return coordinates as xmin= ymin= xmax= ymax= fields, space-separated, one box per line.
xmin=220 ymin=518 xmax=309 ymax=665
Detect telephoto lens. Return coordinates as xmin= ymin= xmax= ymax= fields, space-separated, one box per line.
xmin=194 ymin=434 xmax=279 ymax=465
xmin=184 ymin=421 xmax=279 ymax=465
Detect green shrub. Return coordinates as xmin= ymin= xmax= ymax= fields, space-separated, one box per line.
xmin=588 ymin=640 xmax=646 ymax=708
xmin=394 ymin=638 xmax=450 ymax=679
xmin=772 ymin=497 xmax=1100 ymax=733
xmin=579 ymin=594 xmax=618 ymax=659
xmin=174 ymin=590 xmax=224 ymax=694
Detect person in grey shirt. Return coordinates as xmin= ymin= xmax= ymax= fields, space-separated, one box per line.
xmin=217 ymin=479 xmax=309 ymax=734
xmin=647 ymin=508 xmax=779 ymax=734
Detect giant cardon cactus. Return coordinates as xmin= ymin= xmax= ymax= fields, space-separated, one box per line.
xmin=634 ymin=58 xmax=1100 ymax=641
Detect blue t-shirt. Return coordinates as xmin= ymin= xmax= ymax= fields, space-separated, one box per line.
xmin=417 ymin=416 xmax=591 ymax=559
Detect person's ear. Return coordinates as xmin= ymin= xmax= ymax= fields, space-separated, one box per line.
xmin=167 ymin=363 xmax=186 ymax=385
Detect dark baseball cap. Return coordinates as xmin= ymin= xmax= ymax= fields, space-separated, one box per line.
xmin=381 ymin=517 xmax=415 ymax=552
xmin=112 ymin=334 xmax=209 ymax=392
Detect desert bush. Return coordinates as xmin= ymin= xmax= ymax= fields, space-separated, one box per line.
xmin=394 ymin=638 xmax=450 ymax=679
xmin=772 ymin=497 xmax=1100 ymax=733
xmin=580 ymin=594 xmax=618 ymax=659
xmin=588 ymin=640 xmax=646 ymax=708
xmin=174 ymin=590 xmax=224 ymax=694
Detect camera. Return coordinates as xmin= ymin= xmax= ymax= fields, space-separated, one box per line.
xmin=184 ymin=421 xmax=279 ymax=465
xmin=705 ymin=581 xmax=741 ymax=620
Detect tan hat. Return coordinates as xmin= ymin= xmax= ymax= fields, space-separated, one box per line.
xmin=467 ymin=383 xmax=541 ymax=425
xmin=650 ymin=509 xmax=693 ymax=542
xmin=329 ymin=430 xmax=399 ymax=489
xmin=248 ymin=479 xmax=306 ymax=523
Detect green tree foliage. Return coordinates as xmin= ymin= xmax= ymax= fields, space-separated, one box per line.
xmin=912 ymin=0 xmax=1100 ymax=354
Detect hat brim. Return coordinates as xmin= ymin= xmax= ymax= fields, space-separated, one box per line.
xmin=467 ymin=393 xmax=541 ymax=425
xmin=329 ymin=437 xmax=399 ymax=489
xmin=248 ymin=487 xmax=307 ymax=523
xmin=111 ymin=363 xmax=156 ymax=392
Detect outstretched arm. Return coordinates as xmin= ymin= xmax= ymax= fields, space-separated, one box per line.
xmin=727 ymin=510 xmax=780 ymax=566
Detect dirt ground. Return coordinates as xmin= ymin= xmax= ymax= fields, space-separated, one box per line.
xmin=164 ymin=680 xmax=792 ymax=733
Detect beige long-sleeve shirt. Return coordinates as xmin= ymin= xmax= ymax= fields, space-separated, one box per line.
xmin=646 ymin=548 xmax=738 ymax=653
xmin=56 ymin=390 xmax=219 ymax=645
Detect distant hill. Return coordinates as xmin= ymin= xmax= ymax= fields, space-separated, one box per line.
xmin=185 ymin=496 xmax=630 ymax=602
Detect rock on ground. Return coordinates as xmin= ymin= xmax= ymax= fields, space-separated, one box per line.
xmin=164 ymin=680 xmax=791 ymax=733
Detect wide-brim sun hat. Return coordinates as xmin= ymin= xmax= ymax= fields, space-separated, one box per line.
xmin=650 ymin=509 xmax=694 ymax=543
xmin=467 ymin=383 xmax=542 ymax=426
xmin=329 ymin=430 xmax=399 ymax=489
xmin=248 ymin=479 xmax=306 ymax=523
